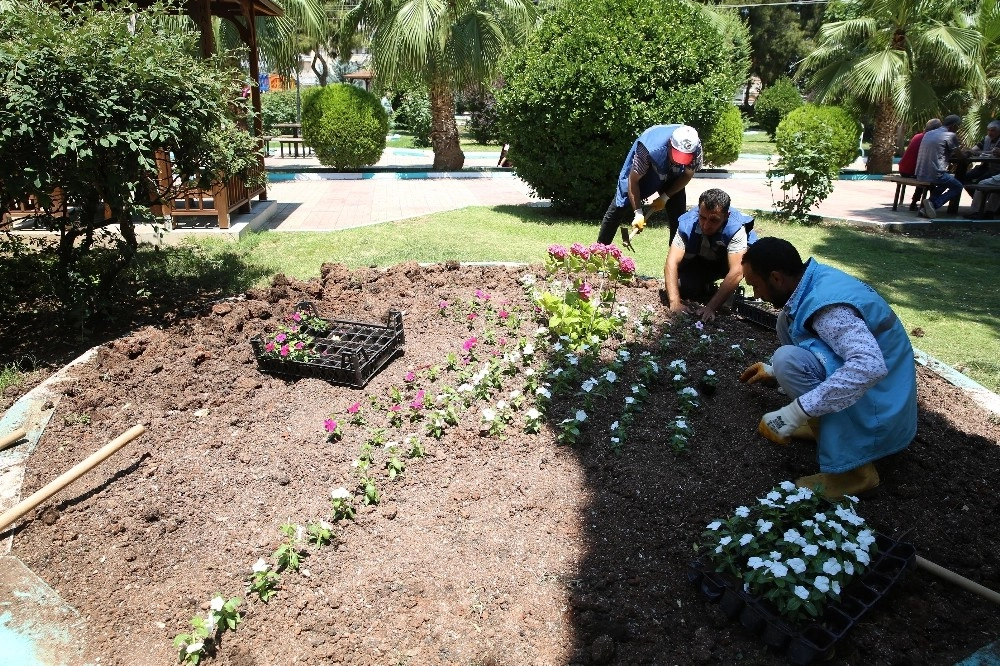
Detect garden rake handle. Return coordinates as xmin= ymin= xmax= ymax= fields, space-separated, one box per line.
xmin=916 ymin=555 xmax=1000 ymax=605
xmin=0 ymin=428 xmax=27 ymax=452
xmin=0 ymin=424 xmax=146 ymax=534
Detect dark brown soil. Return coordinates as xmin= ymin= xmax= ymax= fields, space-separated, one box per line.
xmin=6 ymin=262 xmax=1000 ymax=666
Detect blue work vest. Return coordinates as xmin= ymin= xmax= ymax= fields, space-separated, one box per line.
xmin=675 ymin=207 xmax=757 ymax=257
xmin=614 ymin=125 xmax=691 ymax=208
xmin=784 ymin=260 xmax=917 ymax=473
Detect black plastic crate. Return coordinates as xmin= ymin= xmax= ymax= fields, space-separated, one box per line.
xmin=733 ymin=288 xmax=779 ymax=329
xmin=689 ymin=533 xmax=916 ymax=664
xmin=251 ymin=309 xmax=405 ymax=389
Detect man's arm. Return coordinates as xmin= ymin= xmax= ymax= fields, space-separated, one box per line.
xmin=796 ymin=304 xmax=888 ymax=417
xmin=660 ymin=167 xmax=694 ymax=199
xmin=697 ymin=249 xmax=745 ymax=323
xmin=663 ymin=243 xmax=687 ymax=312
xmin=627 ymin=169 xmax=645 ymax=213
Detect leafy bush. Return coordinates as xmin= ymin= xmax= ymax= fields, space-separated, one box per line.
xmin=496 ymin=0 xmax=747 ymax=216
xmin=394 ymin=89 xmax=432 ymax=148
xmin=702 ymin=106 xmax=744 ymax=167
xmin=767 ymin=131 xmax=836 ymax=224
xmin=301 ymin=84 xmax=388 ymax=168
xmin=261 ymin=89 xmax=300 ymax=132
xmin=466 ymin=88 xmax=503 ymax=145
xmin=776 ymin=104 xmax=859 ymax=170
xmin=752 ymin=78 xmax=803 ymax=139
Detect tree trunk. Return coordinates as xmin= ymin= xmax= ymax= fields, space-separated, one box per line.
xmin=868 ymin=99 xmax=897 ymax=174
xmin=429 ymin=81 xmax=464 ymax=170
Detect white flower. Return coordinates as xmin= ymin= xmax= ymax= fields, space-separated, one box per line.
xmin=739 ymin=533 xmax=753 ymax=547
xmin=252 ymin=558 xmax=269 ymax=573
xmin=618 ymin=349 xmax=631 ymax=361
xmin=802 ymin=519 xmax=815 ymax=528
xmin=680 ymin=387 xmax=698 ymax=397
xmin=523 ymin=344 xmax=535 ymax=356
xmin=610 ymin=421 xmax=619 ymax=431
xmin=649 ymin=361 xmax=659 ymax=373
xmin=814 ymin=513 xmax=827 ymax=523
xmin=631 ymin=384 xmax=642 ymax=394
xmin=705 ymin=369 xmax=715 ymax=376
xmin=757 ymin=519 xmax=773 ymax=534
xmin=579 ymin=344 xmax=591 ymax=352
xmin=186 ymin=643 xmax=204 ymax=654
xmin=779 ymin=480 xmax=797 ymax=492
xmin=823 ymin=559 xmax=843 ymax=576
xmin=857 ymin=530 xmax=876 ymax=548
xmin=625 ymin=397 xmax=636 ymax=405
xmin=590 ymin=335 xmax=600 ymax=344
xmin=803 ymin=544 xmax=819 ymax=557
xmin=794 ymin=586 xmax=809 ymax=600
xmin=855 ymin=549 xmax=871 ymax=566
xmin=210 ymin=597 xmax=225 ymax=611
xmin=832 ymin=581 xmax=842 ymax=595
xmin=669 ymin=359 xmax=687 ymax=372
xmin=458 ymin=383 xmax=473 ymax=393
xmin=783 ymin=529 xmax=801 ymax=544
xmin=707 ymin=521 xmax=722 ymax=531
xmin=536 ymin=387 xmax=551 ymax=399
xmin=384 ymin=440 xmax=398 ymax=450
xmin=575 ymin=410 xmax=587 ymax=422
xmin=735 ymin=506 xmax=750 ymax=518
xmin=768 ymin=562 xmax=789 ymax=578
xmin=482 ymin=408 xmax=496 ymax=422
xmin=525 ymin=368 xmax=535 ymax=377
xmin=766 ymin=491 xmax=781 ymax=502
xmin=521 ymin=274 xmax=537 ymax=286
xmin=581 ymin=378 xmax=597 ymax=393
xmin=610 ymin=437 xmax=620 ymax=444
xmin=822 ymin=540 xmax=838 ymax=550
xmin=844 ymin=560 xmax=855 ymax=576
xmin=534 ymin=326 xmax=546 ymax=336
xmin=828 ymin=521 xmax=847 ymax=536
xmin=331 ymin=487 xmax=351 ymax=500
xmin=566 ymin=354 xmax=579 ymax=366
xmin=552 ymin=342 xmax=563 ymax=352
xmin=814 ymin=576 xmax=831 ymax=593
xmin=675 ymin=419 xmax=688 ymax=430
xmin=747 ymin=556 xmax=765 ymax=570
xmin=525 ymin=408 xmax=541 ymax=420
xmin=205 ymin=613 xmax=216 ymax=632
xmin=672 ymin=374 xmax=683 ymax=382
xmin=719 ymin=536 xmax=733 ymax=546
xmin=509 ymin=390 xmax=523 ymax=400
xmin=787 ymin=558 xmax=807 ymax=574
xmin=769 ymin=551 xmax=783 ymax=561
xmin=797 ymin=486 xmax=814 ymax=500
xmin=551 ymin=368 xmax=563 ymax=377
xmin=604 ymin=370 xmax=617 ymax=383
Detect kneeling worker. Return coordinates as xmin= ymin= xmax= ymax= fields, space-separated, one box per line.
xmin=738 ymin=237 xmax=917 ymax=499
xmin=663 ymin=188 xmax=756 ymax=324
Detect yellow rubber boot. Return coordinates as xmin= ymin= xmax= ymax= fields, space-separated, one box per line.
xmin=795 ymin=462 xmax=880 ymax=500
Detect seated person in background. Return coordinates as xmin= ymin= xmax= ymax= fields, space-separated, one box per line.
xmin=897 ymin=118 xmax=941 ymax=211
xmin=915 ymin=114 xmax=964 ymax=219
xmin=961 ymin=119 xmax=1000 ymax=187
xmin=662 ymin=188 xmax=756 ymax=324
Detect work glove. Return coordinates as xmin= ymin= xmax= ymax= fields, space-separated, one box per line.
xmin=739 ymin=362 xmax=775 ymax=385
xmin=631 ymin=209 xmax=646 ymax=233
xmin=759 ymin=399 xmax=809 ymax=445
xmin=649 ymin=193 xmax=669 ymax=213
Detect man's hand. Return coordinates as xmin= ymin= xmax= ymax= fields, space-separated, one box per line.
xmin=631 ymin=209 xmax=646 ymax=233
xmin=739 ymin=362 xmax=774 ymax=385
xmin=758 ymin=400 xmax=809 ymax=445
xmin=696 ymin=305 xmax=716 ymax=324
xmin=649 ymin=193 xmax=669 ymax=213
xmin=669 ymin=300 xmax=689 ymax=314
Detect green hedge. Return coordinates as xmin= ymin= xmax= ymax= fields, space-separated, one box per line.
xmin=702 ymin=106 xmax=744 ymax=167
xmin=394 ymin=89 xmax=432 ymax=148
xmin=260 ymin=89 xmax=300 ymax=133
xmin=753 ymin=78 xmax=803 ymax=139
xmin=496 ymin=0 xmax=747 ymax=216
xmin=776 ymin=104 xmax=859 ymax=170
xmin=301 ymin=84 xmax=388 ymax=169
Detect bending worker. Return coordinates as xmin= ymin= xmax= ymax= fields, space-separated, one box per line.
xmin=663 ymin=188 xmax=756 ymax=324
xmin=738 ymin=238 xmax=917 ymax=499
xmin=597 ymin=124 xmax=702 ymax=249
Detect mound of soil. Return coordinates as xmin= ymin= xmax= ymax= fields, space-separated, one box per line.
xmin=7 ymin=262 xmax=1000 ymax=666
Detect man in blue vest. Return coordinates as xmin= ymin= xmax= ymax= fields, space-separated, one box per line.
xmin=663 ymin=188 xmax=756 ymax=324
xmin=597 ymin=124 xmax=702 ymax=249
xmin=738 ymin=238 xmax=917 ymax=499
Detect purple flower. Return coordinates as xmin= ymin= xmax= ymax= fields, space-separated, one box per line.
xmin=404 ymin=371 xmax=416 ymax=382
xmin=589 ymin=242 xmax=610 ymax=257
xmin=438 ymin=300 xmax=449 ymax=310
xmin=463 ymin=337 xmax=478 ymax=351
xmin=618 ymin=256 xmax=636 ymax=274
xmin=578 ymin=281 xmax=593 ymax=299
xmin=275 ymin=333 xmax=287 ymax=344
xmin=695 ymin=321 xmax=705 ymax=330
xmin=609 ymin=246 xmax=623 ymax=259
xmin=348 ymin=402 xmax=361 ymax=414
xmin=547 ymin=244 xmax=568 ymax=260
xmin=291 ymin=312 xmax=302 ymax=322
xmin=324 ymin=419 xmax=338 ymax=433
xmin=390 ymin=404 xmax=402 ymax=413
xmin=569 ymin=242 xmax=591 ymax=260
xmin=474 ymin=288 xmax=491 ymax=300
xmin=409 ymin=390 xmax=425 ymax=410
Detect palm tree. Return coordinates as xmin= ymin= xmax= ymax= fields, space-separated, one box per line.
xmin=957 ymin=1 xmax=1000 ymax=139
xmin=798 ymin=0 xmax=981 ymax=173
xmin=341 ymin=0 xmax=536 ymax=170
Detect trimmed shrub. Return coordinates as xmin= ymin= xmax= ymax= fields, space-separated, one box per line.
xmin=467 ymin=90 xmax=502 ymax=145
xmin=301 ymin=84 xmax=388 ymax=169
xmin=776 ymin=104 xmax=859 ymax=170
xmin=702 ymin=106 xmax=744 ymax=167
xmin=260 ymin=89 xmax=302 ymax=132
xmin=395 ymin=89 xmax=432 ymax=148
xmin=496 ymin=0 xmax=747 ymax=216
xmin=752 ymin=78 xmax=803 ymax=139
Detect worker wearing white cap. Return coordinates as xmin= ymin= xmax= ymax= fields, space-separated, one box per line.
xmin=597 ymin=124 xmax=702 ymax=250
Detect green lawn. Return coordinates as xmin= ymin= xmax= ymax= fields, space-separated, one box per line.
xmin=387 ymin=130 xmax=500 ymax=154
xmin=178 ymin=209 xmax=1000 ymax=392
xmin=741 ymin=131 xmax=776 ymax=155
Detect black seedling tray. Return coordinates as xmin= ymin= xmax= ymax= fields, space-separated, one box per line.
xmin=733 ymin=289 xmax=779 ymax=329
xmin=689 ymin=533 xmax=916 ymax=664
xmin=251 ymin=309 xmax=405 ymax=389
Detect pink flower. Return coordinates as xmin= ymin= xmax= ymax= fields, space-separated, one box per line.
xmin=390 ymin=404 xmax=402 ymax=412
xmin=499 ymin=310 xmax=509 ymax=319
xmin=291 ymin=312 xmax=302 ymax=322
xmin=609 ymin=246 xmax=623 ymax=259
xmin=589 ymin=242 xmax=610 ymax=257
xmin=463 ymin=337 xmax=478 ymax=351
xmin=280 ymin=345 xmax=290 ymax=357
xmin=578 ymin=281 xmax=593 ymax=299
xmin=409 ymin=390 xmax=425 ymax=410
xmin=438 ymin=300 xmax=449 ymax=310
xmin=348 ymin=402 xmax=361 ymax=414
xmin=295 ymin=342 xmax=304 ymax=350
xmin=265 ymin=342 xmax=275 ymax=352
xmin=324 ymin=418 xmax=338 ymax=433
xmin=570 ymin=243 xmax=591 ymax=260
xmin=467 ymin=313 xmax=478 ymax=321
xmin=275 ymin=333 xmax=287 ymax=344
xmin=498 ymin=337 xmax=507 ymax=346
xmin=618 ymin=256 xmax=636 ymax=274
xmin=547 ymin=244 xmax=568 ymax=260
xmin=404 ymin=371 xmax=416 ymax=382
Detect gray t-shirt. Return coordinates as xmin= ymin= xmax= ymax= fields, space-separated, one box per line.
xmin=915 ymin=127 xmax=959 ymax=181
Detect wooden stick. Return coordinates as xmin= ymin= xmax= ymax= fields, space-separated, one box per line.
xmin=917 ymin=555 xmax=1000 ymax=605
xmin=0 ymin=424 xmax=146 ymax=533
xmin=0 ymin=428 xmax=27 ymax=452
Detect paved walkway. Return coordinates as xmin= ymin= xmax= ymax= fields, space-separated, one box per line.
xmin=261 ymin=149 xmax=994 ymax=233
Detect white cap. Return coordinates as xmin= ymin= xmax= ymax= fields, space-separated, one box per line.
xmin=669 ymin=125 xmax=700 ymax=165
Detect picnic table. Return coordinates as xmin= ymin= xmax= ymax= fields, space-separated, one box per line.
xmin=272 ymin=123 xmax=312 ymax=158
xmin=948 ymin=154 xmax=1000 ymax=215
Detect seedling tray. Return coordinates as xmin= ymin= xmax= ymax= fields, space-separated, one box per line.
xmin=688 ymin=533 xmax=916 ymax=665
xmin=733 ymin=289 xmax=779 ymax=329
xmin=251 ymin=309 xmax=405 ymax=389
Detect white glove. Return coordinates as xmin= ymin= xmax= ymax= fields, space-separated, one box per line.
xmin=759 ymin=399 xmax=809 ymax=445
xmin=649 ymin=193 xmax=669 ymax=213
xmin=631 ymin=209 xmax=646 ymax=232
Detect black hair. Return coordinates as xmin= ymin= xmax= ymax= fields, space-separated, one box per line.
xmin=698 ymin=188 xmax=731 ymax=215
xmin=742 ymin=237 xmax=805 ymax=277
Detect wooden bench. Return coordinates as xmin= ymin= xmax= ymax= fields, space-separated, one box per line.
xmin=884 ymin=175 xmax=931 ymax=211
xmin=278 ymin=137 xmax=312 ymax=159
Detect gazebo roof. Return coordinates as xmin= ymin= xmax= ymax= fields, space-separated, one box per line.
xmin=344 ymin=70 xmax=373 ymax=80
xmin=203 ymin=0 xmax=283 ymax=19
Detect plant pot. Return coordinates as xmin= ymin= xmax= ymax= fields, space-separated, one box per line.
xmin=739 ymin=599 xmax=768 ymax=633
xmin=699 ymin=571 xmax=726 ymax=603
xmin=719 ymin=586 xmax=747 ymax=618
xmin=761 ymin=616 xmax=793 ymax=649
xmin=787 ymin=625 xmax=837 ymax=665
xmin=686 ymin=561 xmax=705 ymax=586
